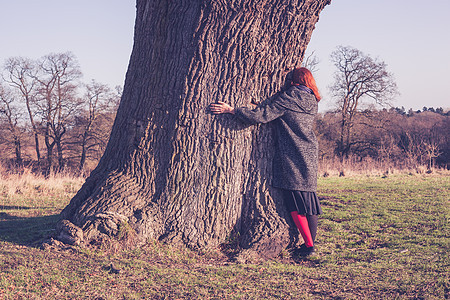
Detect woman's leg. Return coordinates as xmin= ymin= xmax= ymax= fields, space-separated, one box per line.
xmin=281 ymin=189 xmax=317 ymax=249
xmin=290 ymin=211 xmax=314 ymax=248
xmin=306 ymin=214 xmax=318 ymax=243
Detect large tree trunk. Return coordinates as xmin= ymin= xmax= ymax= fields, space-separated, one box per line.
xmin=59 ymin=0 xmax=330 ymax=260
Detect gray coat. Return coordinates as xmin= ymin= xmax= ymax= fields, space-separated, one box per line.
xmin=234 ymin=85 xmax=318 ymax=192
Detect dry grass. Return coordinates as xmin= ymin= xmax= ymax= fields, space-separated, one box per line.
xmin=0 ymin=167 xmax=84 ymax=218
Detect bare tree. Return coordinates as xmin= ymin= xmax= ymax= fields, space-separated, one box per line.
xmin=330 ymin=46 xmax=398 ymax=159
xmin=3 ymin=57 xmax=41 ymax=162
xmin=424 ymin=119 xmax=445 ymax=169
xmin=77 ymin=80 xmax=118 ymax=172
xmin=58 ymin=0 xmax=331 ymax=260
xmin=0 ymin=84 xmax=24 ymax=167
xmin=33 ymin=52 xmax=83 ymax=173
xmin=423 ymin=141 xmax=441 ymax=170
xmin=302 ymin=50 xmax=320 ymax=73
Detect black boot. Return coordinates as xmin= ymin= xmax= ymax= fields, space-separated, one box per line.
xmin=298 ymin=244 xmax=315 ymax=257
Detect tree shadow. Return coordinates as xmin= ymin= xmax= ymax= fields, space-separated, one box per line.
xmin=0 ymin=205 xmax=56 ymax=210
xmin=0 ymin=212 xmax=60 ymax=246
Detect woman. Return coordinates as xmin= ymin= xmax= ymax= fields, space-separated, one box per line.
xmin=210 ymin=67 xmax=322 ymax=257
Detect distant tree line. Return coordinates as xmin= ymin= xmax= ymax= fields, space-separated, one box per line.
xmin=317 ymin=46 xmax=448 ymax=171
xmin=0 ymin=48 xmax=448 ymax=175
xmin=0 ymin=52 xmax=120 ymax=175
xmin=315 ymin=107 xmax=449 ymax=170
xmin=394 ymin=106 xmax=448 ymax=116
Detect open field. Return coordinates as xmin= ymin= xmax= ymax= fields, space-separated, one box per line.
xmin=0 ymin=173 xmax=449 ymax=299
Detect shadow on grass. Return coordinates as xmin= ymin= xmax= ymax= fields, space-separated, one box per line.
xmin=0 ymin=212 xmax=60 ymax=246
xmin=0 ymin=205 xmax=56 ymax=210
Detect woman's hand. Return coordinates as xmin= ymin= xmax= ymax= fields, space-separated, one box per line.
xmin=210 ymin=101 xmax=235 ymax=115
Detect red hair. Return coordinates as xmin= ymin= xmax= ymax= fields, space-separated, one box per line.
xmin=292 ymin=67 xmax=321 ymax=101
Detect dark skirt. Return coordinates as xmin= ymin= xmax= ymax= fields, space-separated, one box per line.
xmin=281 ymin=189 xmax=322 ymax=215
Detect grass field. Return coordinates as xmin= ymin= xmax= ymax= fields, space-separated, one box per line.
xmin=0 ymin=173 xmax=449 ymax=299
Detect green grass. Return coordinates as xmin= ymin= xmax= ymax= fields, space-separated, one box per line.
xmin=0 ymin=174 xmax=449 ymax=299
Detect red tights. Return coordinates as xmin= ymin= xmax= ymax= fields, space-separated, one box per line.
xmin=290 ymin=211 xmax=314 ymax=247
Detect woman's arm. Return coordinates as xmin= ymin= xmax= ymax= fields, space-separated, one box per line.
xmin=210 ymin=98 xmax=286 ymax=124
xmin=233 ymin=99 xmax=285 ymax=124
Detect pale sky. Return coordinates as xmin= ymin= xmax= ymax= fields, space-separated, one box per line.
xmin=308 ymin=0 xmax=450 ymax=112
xmin=1 ymin=0 xmax=449 ymax=112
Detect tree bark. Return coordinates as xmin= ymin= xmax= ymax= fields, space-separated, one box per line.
xmin=56 ymin=137 xmax=65 ymax=171
xmin=79 ymin=131 xmax=89 ymax=172
xmin=33 ymin=132 xmax=41 ymax=162
xmin=13 ymin=136 xmax=23 ymax=167
xmin=44 ymin=129 xmax=56 ymax=175
xmin=3 ymin=57 xmax=42 ymax=163
xmin=60 ymin=0 xmax=330 ymax=260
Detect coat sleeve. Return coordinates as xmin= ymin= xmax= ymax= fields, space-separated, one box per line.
xmin=234 ymin=98 xmax=286 ymax=124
